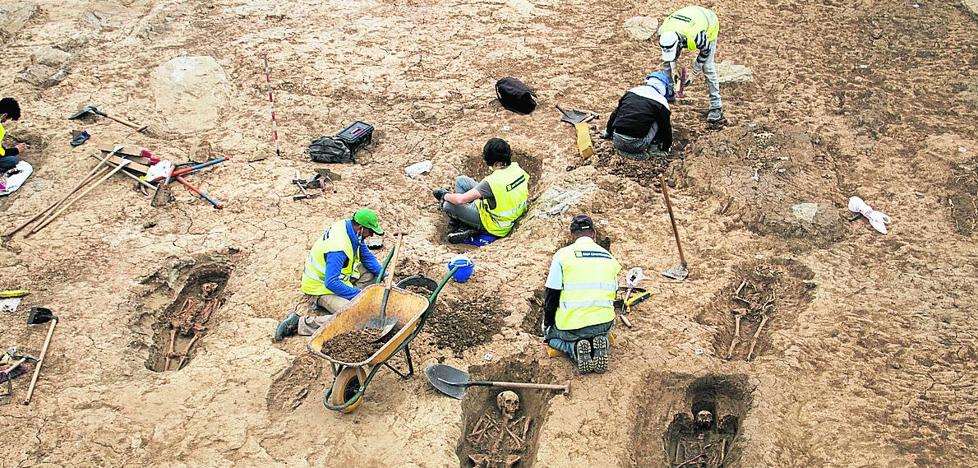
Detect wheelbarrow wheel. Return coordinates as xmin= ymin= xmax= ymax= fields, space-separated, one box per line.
xmin=329 ymin=366 xmax=367 ymax=413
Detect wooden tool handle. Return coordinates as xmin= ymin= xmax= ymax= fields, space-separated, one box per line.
xmin=23 ymin=318 xmax=57 ymax=405
xmin=658 ymin=175 xmax=686 ymax=265
xmin=30 ymin=161 xmax=130 ymax=235
xmin=478 ymin=380 xmax=570 ymax=392
xmin=384 ymin=234 xmax=403 ymax=290
xmin=104 ymin=114 xmax=143 ymax=130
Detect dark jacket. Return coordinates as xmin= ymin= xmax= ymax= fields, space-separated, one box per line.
xmin=605 ymin=91 xmax=673 ymax=151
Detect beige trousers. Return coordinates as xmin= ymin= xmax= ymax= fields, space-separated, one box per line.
xmin=298 ymin=270 xmax=375 ymax=336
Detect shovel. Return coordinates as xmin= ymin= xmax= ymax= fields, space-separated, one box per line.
xmin=68 ymin=104 xmax=147 ymax=132
xmin=556 ymin=105 xmax=599 ymax=159
xmin=424 ymin=364 xmax=571 ymax=400
xmin=659 ymin=175 xmax=688 ymax=281
xmin=23 ymin=307 xmax=58 ymax=405
xmin=363 ymin=233 xmax=402 ymax=338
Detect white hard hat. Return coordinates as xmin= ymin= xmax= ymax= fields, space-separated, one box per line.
xmin=659 ymin=31 xmax=680 ymax=62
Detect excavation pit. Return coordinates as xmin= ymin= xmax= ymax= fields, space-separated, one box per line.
xmin=946 ymin=157 xmax=978 ymax=236
xmin=456 ymin=358 xmax=557 ymax=467
xmin=140 ymin=261 xmax=232 ymax=372
xmin=266 ymin=354 xmax=323 ymax=414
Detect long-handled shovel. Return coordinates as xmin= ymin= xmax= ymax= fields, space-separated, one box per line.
xmin=659 ymin=175 xmax=688 ymax=281
xmin=425 ymin=364 xmax=571 ymax=400
xmin=23 ymin=307 xmax=58 ymax=405
xmin=364 ymin=233 xmax=402 ymax=338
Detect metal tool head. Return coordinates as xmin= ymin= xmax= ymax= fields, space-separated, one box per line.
xmin=363 ymin=316 xmax=398 ymax=338
xmin=26 ymin=307 xmax=57 ymax=325
xmin=67 ymin=104 xmax=103 ymax=120
xmin=555 ymin=105 xmax=598 ymax=125
xmin=425 ymin=364 xmax=470 ymax=399
xmin=662 ymin=262 xmax=689 ymax=281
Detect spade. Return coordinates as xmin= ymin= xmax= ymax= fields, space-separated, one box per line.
xmin=424 ymin=364 xmax=571 ymax=400
xmin=363 ymin=233 xmax=402 ymax=338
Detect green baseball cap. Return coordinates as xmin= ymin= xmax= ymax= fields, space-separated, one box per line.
xmin=352 ymin=208 xmax=384 ymax=235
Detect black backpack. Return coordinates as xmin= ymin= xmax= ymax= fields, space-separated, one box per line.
xmin=309 ymin=136 xmax=353 ymax=163
xmin=495 ymin=77 xmax=537 ymax=114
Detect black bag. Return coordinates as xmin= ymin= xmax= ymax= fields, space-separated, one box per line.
xmin=495 ymin=77 xmax=537 ymax=114
xmin=309 ymin=136 xmax=353 ymax=163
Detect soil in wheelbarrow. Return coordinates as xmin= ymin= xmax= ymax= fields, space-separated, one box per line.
xmin=320 ymin=329 xmax=388 ymax=363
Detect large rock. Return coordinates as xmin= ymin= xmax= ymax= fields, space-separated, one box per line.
xmin=716 ymin=61 xmax=753 ymax=84
xmin=32 ymin=46 xmax=71 ymax=68
xmin=18 ymin=64 xmax=67 ymax=88
xmin=965 ymin=0 xmax=978 ymax=19
xmin=624 ymin=16 xmax=658 ymax=41
xmin=0 ymin=2 xmax=37 ymax=37
xmin=151 ymin=56 xmax=230 ymax=134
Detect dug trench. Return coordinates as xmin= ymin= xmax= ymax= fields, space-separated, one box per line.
xmin=266 ymin=353 xmax=323 ymax=414
xmin=0 ymin=129 xmax=48 ymax=210
xmin=696 ymin=259 xmax=816 ymax=362
xmin=455 ymin=358 xmax=559 ymax=467
xmin=132 ymin=258 xmax=233 ymax=372
xmin=628 ymin=373 xmax=754 ymax=467
xmin=946 ymin=157 xmax=978 ymax=236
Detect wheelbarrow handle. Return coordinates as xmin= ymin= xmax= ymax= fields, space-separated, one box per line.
xmin=428 ymin=265 xmax=459 ymax=303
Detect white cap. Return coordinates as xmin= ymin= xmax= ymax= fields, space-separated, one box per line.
xmin=659 ymin=31 xmax=680 ymax=62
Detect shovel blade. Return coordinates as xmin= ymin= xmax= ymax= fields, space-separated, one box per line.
xmin=425 ymin=364 xmax=470 ymax=399
xmin=662 ymin=263 xmax=689 ymax=281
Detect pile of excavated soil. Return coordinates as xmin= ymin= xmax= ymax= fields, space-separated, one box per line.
xmin=320 ymin=329 xmax=385 ymax=362
xmin=426 ymin=297 xmax=508 ymax=354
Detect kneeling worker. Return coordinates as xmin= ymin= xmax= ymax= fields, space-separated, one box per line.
xmin=433 ymin=138 xmax=530 ymax=243
xmin=600 ymin=71 xmax=673 ymax=158
xmin=275 ymin=208 xmax=385 ymax=341
xmin=542 ymin=215 xmax=621 ymax=374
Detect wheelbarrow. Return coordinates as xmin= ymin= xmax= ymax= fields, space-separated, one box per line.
xmin=307 ymin=269 xmax=457 ymax=413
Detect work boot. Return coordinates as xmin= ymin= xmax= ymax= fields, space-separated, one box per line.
xmin=591 ymin=335 xmax=610 ymax=374
xmin=447 ymin=229 xmax=477 ymax=244
xmin=574 ymin=339 xmax=595 ymax=374
xmin=274 ymin=312 xmax=300 ymax=342
xmin=706 ymin=107 xmax=725 ymax=124
xmin=432 ymin=188 xmax=448 ymax=202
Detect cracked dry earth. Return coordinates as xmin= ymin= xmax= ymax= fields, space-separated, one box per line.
xmin=1 ymin=0 xmax=977 ymax=466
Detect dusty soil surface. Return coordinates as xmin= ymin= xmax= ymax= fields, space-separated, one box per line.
xmin=1 ymin=0 xmax=978 ymax=466
xmin=320 ymin=329 xmax=384 ymax=363
xmin=425 ymin=296 xmax=509 ymax=355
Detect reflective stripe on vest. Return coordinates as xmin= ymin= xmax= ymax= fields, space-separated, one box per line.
xmin=0 ymin=122 xmax=5 ymax=157
xmin=477 ymin=162 xmax=530 ymax=237
xmin=300 ymin=219 xmax=361 ymax=296
xmin=554 ymin=241 xmax=622 ymax=331
xmin=659 ymin=6 xmax=719 ymax=51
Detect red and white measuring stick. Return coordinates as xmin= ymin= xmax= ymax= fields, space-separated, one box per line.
xmin=263 ymin=56 xmax=281 ymax=158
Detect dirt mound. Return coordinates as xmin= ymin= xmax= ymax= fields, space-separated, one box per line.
xmin=266 ymin=354 xmax=322 ymax=413
xmin=946 ymin=157 xmax=978 ymax=235
xmin=629 ymin=373 xmax=753 ymax=467
xmin=679 ymin=124 xmax=847 ymax=247
xmin=695 ymin=258 xmax=815 ymax=361
xmin=321 ymin=329 xmax=385 ymax=363
xmin=591 ymin=138 xmax=671 ymax=189
xmin=456 ymin=358 xmax=560 ymax=467
xmin=425 ymin=296 xmax=508 ymax=354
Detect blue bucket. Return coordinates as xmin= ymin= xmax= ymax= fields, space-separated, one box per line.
xmin=448 ymin=255 xmax=475 ymax=283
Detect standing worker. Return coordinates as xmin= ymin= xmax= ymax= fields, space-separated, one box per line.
xmin=0 ymin=97 xmax=27 ymax=173
xmin=274 ymin=208 xmax=385 ymax=341
xmin=657 ymin=5 xmax=724 ymax=124
xmin=433 ymin=138 xmax=530 ymax=244
xmin=600 ymin=71 xmax=674 ymax=159
xmin=542 ymin=215 xmax=622 ymax=374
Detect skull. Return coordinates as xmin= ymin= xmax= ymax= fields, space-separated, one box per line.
xmin=695 ymin=410 xmax=714 ymax=429
xmin=201 ymin=283 xmax=218 ymax=298
xmin=496 ymin=391 xmax=519 ymax=420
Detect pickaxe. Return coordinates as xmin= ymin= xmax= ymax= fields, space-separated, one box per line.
xmin=67 ymin=104 xmax=147 ymax=133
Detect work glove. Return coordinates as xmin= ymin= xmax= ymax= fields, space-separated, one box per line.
xmin=848 ymin=196 xmax=891 ymax=234
xmin=599 ymin=130 xmax=612 ymax=140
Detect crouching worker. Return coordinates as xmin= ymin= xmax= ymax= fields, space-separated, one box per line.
xmin=0 ymin=97 xmax=27 ymax=173
xmin=275 ymin=208 xmax=385 ymax=341
xmin=600 ymin=71 xmax=673 ymax=159
xmin=433 ymin=138 xmax=530 ymax=244
xmin=542 ymin=215 xmax=621 ymax=374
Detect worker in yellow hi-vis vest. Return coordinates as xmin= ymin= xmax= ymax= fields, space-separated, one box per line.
xmin=542 ymin=215 xmax=622 ymax=374
xmin=0 ymin=97 xmax=27 ymax=174
xmin=657 ymin=5 xmax=724 ymax=124
xmin=433 ymin=138 xmax=530 ymax=244
xmin=274 ymin=208 xmax=385 ymax=341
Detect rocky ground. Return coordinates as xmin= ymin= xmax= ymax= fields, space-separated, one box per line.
xmin=1 ymin=0 xmax=977 ymax=466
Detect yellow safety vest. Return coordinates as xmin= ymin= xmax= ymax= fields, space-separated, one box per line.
xmin=0 ymin=122 xmax=6 ymax=157
xmin=659 ymin=6 xmax=720 ymax=51
xmin=477 ymin=162 xmax=530 ymax=237
xmin=300 ymin=219 xmax=362 ymax=296
xmin=554 ymin=239 xmax=621 ymax=331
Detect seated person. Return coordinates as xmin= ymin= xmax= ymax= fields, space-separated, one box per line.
xmin=0 ymin=97 xmax=27 ymax=174
xmin=433 ymin=138 xmax=530 ymax=244
xmin=600 ymin=71 xmax=673 ymax=159
xmin=274 ymin=208 xmax=385 ymax=341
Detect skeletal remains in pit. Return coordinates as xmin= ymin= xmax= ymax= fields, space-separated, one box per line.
xmin=162 ymin=282 xmax=224 ymax=371
xmin=724 ymin=264 xmax=778 ymax=361
xmin=466 ymin=391 xmax=532 ymax=467
xmin=664 ymin=403 xmax=739 ymax=467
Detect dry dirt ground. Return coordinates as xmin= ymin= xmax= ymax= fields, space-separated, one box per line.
xmin=2 ymin=0 xmax=977 ymax=466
